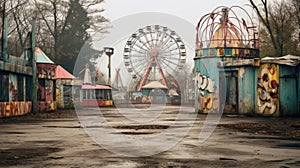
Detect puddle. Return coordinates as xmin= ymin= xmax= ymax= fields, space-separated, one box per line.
xmin=1 ymin=131 xmax=26 ymax=134
xmin=113 ymin=132 xmax=155 ymax=135
xmin=276 ymin=143 xmax=300 ymax=148
xmin=241 ymin=136 xmax=300 ymax=141
xmin=113 ymin=125 xmax=169 ymax=130
xmin=42 ymin=125 xmax=81 ymax=129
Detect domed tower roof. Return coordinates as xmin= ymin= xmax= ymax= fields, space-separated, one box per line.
xmin=195 ymin=6 xmax=259 ymax=59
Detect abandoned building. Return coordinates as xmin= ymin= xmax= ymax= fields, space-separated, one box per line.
xmin=194 ymin=6 xmax=299 ymax=116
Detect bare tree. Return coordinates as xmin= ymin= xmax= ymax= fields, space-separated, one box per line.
xmin=33 ymin=0 xmax=70 ymax=62
xmin=250 ymin=0 xmax=300 ymax=57
xmin=8 ymin=0 xmax=30 ymax=48
xmin=81 ymin=0 xmax=109 ymax=33
xmin=291 ymin=0 xmax=300 ymax=43
xmin=32 ymin=0 xmax=108 ymax=63
xmin=1 ymin=0 xmax=34 ymax=56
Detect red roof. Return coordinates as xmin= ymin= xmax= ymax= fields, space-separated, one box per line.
xmin=56 ymin=65 xmax=75 ymax=79
xmin=82 ymin=84 xmax=111 ymax=90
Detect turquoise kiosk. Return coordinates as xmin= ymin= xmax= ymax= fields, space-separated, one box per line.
xmin=194 ymin=6 xmax=260 ymax=114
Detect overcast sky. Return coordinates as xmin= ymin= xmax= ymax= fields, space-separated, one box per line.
xmin=90 ymin=0 xmax=253 ymax=84
xmin=102 ymin=0 xmax=251 ymax=24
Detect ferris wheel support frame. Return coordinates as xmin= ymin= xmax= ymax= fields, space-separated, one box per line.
xmin=137 ymin=56 xmax=169 ymax=91
xmin=138 ymin=63 xmax=152 ymax=91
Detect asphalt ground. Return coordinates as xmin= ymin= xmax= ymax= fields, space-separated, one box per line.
xmin=0 ymin=106 xmax=299 ymax=168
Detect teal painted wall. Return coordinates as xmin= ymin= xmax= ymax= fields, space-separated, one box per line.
xmin=194 ymin=57 xmax=258 ymax=114
xmin=222 ymin=66 xmax=257 ymax=115
xmin=237 ymin=66 xmax=257 ymax=114
xmin=194 ymin=57 xmax=299 ymax=116
xmin=194 ymin=58 xmax=221 ymax=113
xmin=279 ymin=65 xmax=299 ymax=116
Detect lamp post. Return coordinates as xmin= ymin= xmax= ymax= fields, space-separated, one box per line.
xmin=104 ymin=47 xmax=114 ymax=86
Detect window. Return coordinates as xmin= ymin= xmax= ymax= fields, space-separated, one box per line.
xmin=96 ymin=90 xmax=104 ymax=99
xmin=83 ymin=90 xmax=96 ymax=100
xmin=83 ymin=90 xmax=91 ymax=100
xmin=63 ymin=85 xmax=72 ymax=101
xmin=83 ymin=90 xmax=87 ymax=100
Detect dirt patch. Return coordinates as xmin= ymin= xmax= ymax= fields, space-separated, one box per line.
xmin=0 ymin=147 xmax=62 ymax=166
xmin=218 ymin=117 xmax=300 ymax=138
xmin=0 ymin=109 xmax=77 ymax=124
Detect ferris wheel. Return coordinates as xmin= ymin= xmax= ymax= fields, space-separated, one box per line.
xmin=123 ymin=25 xmax=186 ymax=91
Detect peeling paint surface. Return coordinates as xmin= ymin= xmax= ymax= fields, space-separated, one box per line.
xmin=240 ymin=94 xmax=253 ymax=113
xmin=238 ymin=67 xmax=245 ymax=78
xmin=194 ymin=59 xmax=219 ymax=113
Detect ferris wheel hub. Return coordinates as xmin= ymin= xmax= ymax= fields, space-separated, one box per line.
xmin=151 ymin=49 xmax=158 ymax=57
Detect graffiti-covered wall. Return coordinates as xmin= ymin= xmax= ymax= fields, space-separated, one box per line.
xmin=0 ymin=70 xmax=33 ymax=118
xmin=0 ymin=18 xmax=38 ymax=118
xmin=37 ymin=63 xmax=56 ymax=112
xmin=194 ymin=58 xmax=219 ymax=113
xmin=257 ymin=64 xmax=279 ymax=116
xmin=0 ymin=102 xmax=32 ymax=117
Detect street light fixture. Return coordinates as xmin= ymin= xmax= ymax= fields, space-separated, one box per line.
xmin=104 ymin=47 xmax=114 ymax=86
